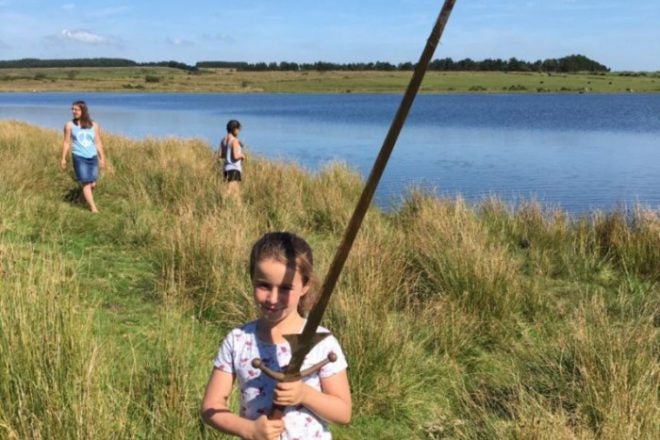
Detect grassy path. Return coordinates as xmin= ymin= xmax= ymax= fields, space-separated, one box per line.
xmin=0 ymin=127 xmax=219 ymax=437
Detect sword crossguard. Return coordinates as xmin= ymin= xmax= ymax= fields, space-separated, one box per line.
xmin=251 ymin=352 xmax=337 ymax=383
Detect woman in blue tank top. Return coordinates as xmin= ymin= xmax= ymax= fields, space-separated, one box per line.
xmin=60 ymin=100 xmax=106 ymax=213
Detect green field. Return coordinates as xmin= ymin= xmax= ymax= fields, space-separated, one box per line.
xmin=1 ymin=66 xmax=659 ymax=93
xmin=1 ymin=121 xmax=658 ymax=439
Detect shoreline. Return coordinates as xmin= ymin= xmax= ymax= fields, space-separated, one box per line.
xmin=3 ymin=119 xmax=658 ymax=215
xmin=1 ymin=89 xmax=656 ymax=96
xmin=1 ymin=67 xmax=659 ymax=94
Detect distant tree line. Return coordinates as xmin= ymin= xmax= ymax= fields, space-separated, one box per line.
xmin=1 ymin=54 xmax=609 ymax=73
xmin=0 ymin=58 xmax=198 ymax=71
xmin=198 ymin=55 xmax=609 ymax=73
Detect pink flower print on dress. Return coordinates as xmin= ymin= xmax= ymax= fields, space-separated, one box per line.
xmin=304 ymin=416 xmax=313 ymax=427
xmin=247 ymin=369 xmax=257 ymax=377
xmin=280 ymin=345 xmax=289 ymax=353
xmin=239 ymin=357 xmax=249 ymax=366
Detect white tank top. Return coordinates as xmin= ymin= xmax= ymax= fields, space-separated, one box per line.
xmin=222 ymin=135 xmax=242 ymax=173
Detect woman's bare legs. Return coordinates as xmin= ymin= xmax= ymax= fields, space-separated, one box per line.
xmin=223 ymin=181 xmax=240 ymax=199
xmin=81 ymin=183 xmax=98 ymax=213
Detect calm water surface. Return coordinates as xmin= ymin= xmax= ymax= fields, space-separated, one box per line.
xmin=1 ymin=92 xmax=659 ymax=212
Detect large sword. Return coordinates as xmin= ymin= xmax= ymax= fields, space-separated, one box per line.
xmin=252 ymin=0 xmax=458 ymax=419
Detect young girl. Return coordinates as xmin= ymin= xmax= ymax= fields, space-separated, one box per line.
xmin=202 ymin=232 xmax=351 ymax=440
xmin=60 ymin=100 xmax=106 ymax=213
xmin=216 ymin=119 xmax=245 ymax=198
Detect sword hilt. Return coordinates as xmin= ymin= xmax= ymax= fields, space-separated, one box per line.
xmin=251 ymin=352 xmax=337 ymax=383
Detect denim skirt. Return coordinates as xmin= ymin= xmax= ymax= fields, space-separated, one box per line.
xmin=72 ymin=154 xmax=98 ymax=183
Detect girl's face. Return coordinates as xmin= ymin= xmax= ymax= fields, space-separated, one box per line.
xmin=71 ymin=105 xmax=82 ymax=120
xmin=252 ymin=258 xmax=308 ymax=325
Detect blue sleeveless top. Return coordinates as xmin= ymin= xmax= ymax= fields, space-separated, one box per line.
xmin=70 ymin=122 xmax=97 ymax=159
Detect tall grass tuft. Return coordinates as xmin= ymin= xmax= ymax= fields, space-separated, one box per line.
xmin=395 ymin=192 xmax=529 ymax=322
xmin=0 ymin=245 xmax=111 ymax=439
xmin=594 ymin=208 xmax=660 ymax=280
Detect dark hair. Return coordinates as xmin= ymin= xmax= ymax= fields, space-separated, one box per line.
xmin=226 ymin=119 xmax=241 ymax=134
xmin=72 ymin=100 xmax=93 ymax=129
xmin=249 ymin=232 xmax=318 ymax=315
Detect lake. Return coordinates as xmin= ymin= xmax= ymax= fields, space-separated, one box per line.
xmin=1 ymin=92 xmax=659 ymax=212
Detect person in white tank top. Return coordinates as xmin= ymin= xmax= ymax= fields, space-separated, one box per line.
xmin=215 ymin=119 xmax=245 ymax=199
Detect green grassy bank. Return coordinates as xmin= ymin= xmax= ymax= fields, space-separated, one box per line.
xmin=0 ymin=121 xmax=658 ymax=439
xmin=1 ymin=67 xmax=659 ymax=93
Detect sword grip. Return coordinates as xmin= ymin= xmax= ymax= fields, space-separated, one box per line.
xmin=251 ymin=352 xmax=337 ymax=420
xmin=268 ymin=405 xmax=285 ymax=421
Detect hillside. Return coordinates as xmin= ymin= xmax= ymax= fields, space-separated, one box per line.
xmin=1 ymin=67 xmax=659 ymax=93
xmin=0 ymin=121 xmax=658 ymax=438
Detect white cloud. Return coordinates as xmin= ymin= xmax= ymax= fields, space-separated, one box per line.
xmin=60 ymin=29 xmax=110 ymax=45
xmin=167 ymin=37 xmax=195 ymax=47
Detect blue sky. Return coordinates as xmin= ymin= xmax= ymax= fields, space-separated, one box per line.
xmin=0 ymin=0 xmax=658 ymax=71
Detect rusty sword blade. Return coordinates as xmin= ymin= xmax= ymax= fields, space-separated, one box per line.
xmin=284 ymin=0 xmax=458 ymax=375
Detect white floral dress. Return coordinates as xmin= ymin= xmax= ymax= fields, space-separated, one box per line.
xmin=213 ymin=320 xmax=348 ymax=440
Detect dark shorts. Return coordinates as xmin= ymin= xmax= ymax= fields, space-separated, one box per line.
xmin=72 ymin=154 xmax=98 ymax=183
xmin=223 ymin=170 xmax=241 ymax=182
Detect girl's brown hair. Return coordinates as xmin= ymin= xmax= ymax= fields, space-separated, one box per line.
xmin=249 ymin=232 xmax=319 ymax=315
xmin=72 ymin=100 xmax=93 ymax=129
xmin=226 ymin=119 xmax=241 ymax=134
